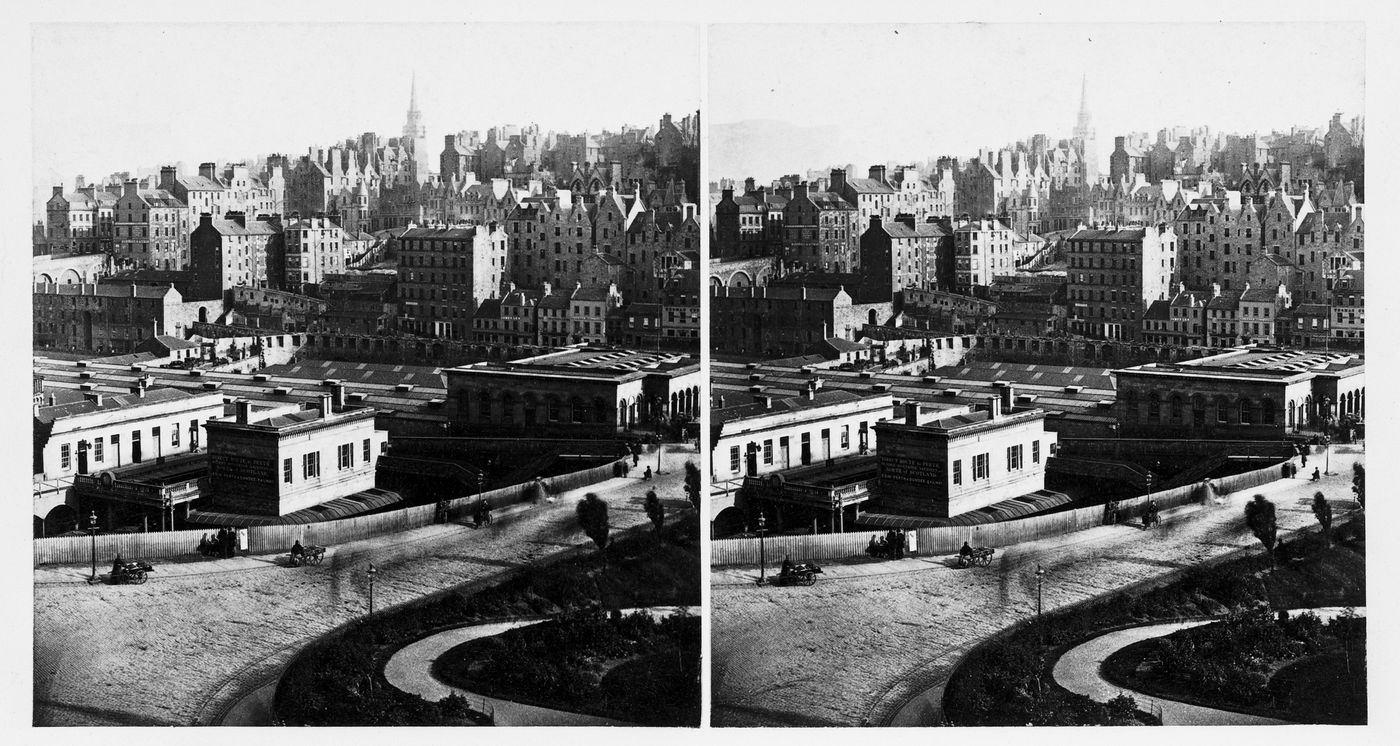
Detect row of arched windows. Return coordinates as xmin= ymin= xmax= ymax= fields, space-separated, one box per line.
xmin=1126 ymin=390 xmax=1279 ymax=427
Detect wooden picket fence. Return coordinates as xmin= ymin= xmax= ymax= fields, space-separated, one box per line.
xmin=710 ymin=461 xmax=1286 ymax=566
xmin=34 ymin=459 xmax=625 ymax=566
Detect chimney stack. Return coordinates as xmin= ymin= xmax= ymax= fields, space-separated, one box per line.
xmin=988 ymin=395 xmax=1001 ymax=419
xmin=319 ymin=393 xmax=334 ymax=418
xmin=1001 ymin=384 xmax=1015 ymax=413
xmin=52 ymin=186 xmax=64 ymax=198
xmin=905 ymin=401 xmax=919 ymax=425
xmin=805 ymin=379 xmax=818 ymax=401
xmin=830 ymin=168 xmax=847 ymax=194
xmin=85 ymin=393 xmax=104 ymax=407
xmin=159 ymin=166 xmax=177 ymax=191
xmin=333 ymin=383 xmax=346 ymax=410
xmin=199 ymin=162 xmax=217 ymax=181
xmin=236 ymin=400 xmax=252 ymax=424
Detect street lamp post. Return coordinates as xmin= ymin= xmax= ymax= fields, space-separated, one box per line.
xmin=366 ymin=563 xmax=378 ymax=615
xmin=87 ymin=511 xmax=100 ymax=584
xmin=1035 ymin=564 xmax=1046 ymax=643
xmin=755 ymin=511 xmax=768 ymax=586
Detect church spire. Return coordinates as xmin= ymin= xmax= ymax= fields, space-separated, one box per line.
xmin=410 ymin=71 xmax=419 ymax=113
xmin=1078 ymin=73 xmax=1088 ymax=118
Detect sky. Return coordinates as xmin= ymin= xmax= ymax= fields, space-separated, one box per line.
xmin=708 ymin=22 xmax=1366 ymax=183
xmin=30 ymin=22 xmax=701 ymax=217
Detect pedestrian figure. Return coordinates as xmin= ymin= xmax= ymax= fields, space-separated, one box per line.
xmin=894 ymin=530 xmax=905 ymax=559
xmin=643 ymin=466 xmax=652 ymax=481
xmin=1311 ymin=467 xmax=1321 ymax=482
xmin=633 ymin=450 xmax=640 ymax=467
xmin=1301 ymin=450 xmax=1308 ymax=467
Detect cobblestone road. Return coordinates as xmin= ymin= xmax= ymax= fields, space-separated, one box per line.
xmin=33 ymin=446 xmax=697 ymax=727
xmin=711 ymin=449 xmax=1363 ymax=727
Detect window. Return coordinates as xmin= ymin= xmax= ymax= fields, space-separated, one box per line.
xmin=973 ymin=453 xmax=989 ymax=481
xmin=762 ymin=440 xmax=773 ymax=465
xmin=94 ymin=437 xmax=104 ymax=463
xmin=60 ymin=443 xmax=71 ymax=471
xmin=363 ymin=438 xmax=371 ymax=463
xmin=171 ymin=423 xmax=180 ymax=447
xmin=283 ymin=457 xmax=293 ymax=484
xmin=339 ymin=443 xmax=352 ymax=470
xmin=1007 ymin=444 xmax=1023 ymax=471
xmin=1032 ymin=440 xmax=1040 ymax=463
xmin=302 ymin=451 xmax=320 ymax=479
xmin=1216 ymin=398 xmax=1228 ymax=423
xmin=729 ymin=445 xmax=740 ymax=473
xmin=840 ymin=425 xmax=850 ymax=449
xmin=952 ymin=459 xmax=962 ymax=485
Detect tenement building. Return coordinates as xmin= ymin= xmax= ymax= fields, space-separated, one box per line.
xmin=1065 ymin=224 xmax=1177 ymax=341
xmin=396 ymin=224 xmax=508 ymax=339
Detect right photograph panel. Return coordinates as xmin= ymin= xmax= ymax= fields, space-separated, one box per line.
xmin=708 ymin=22 xmax=1366 ymax=727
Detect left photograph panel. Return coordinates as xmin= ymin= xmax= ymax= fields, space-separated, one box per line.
xmin=31 ymin=22 xmax=703 ymax=727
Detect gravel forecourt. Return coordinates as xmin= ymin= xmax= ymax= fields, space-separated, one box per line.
xmin=711 ymin=448 xmax=1363 ymax=727
xmin=33 ymin=446 xmax=697 ymax=727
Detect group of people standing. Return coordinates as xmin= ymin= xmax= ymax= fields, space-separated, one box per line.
xmin=867 ymin=529 xmax=912 ymax=559
xmin=198 ymin=527 xmax=243 ymax=559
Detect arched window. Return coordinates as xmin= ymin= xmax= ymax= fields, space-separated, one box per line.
xmin=547 ymin=396 xmax=561 ymax=422
xmin=477 ymin=389 xmax=492 ymax=422
xmin=594 ymin=397 xmax=609 ymax=424
xmin=1149 ymin=394 xmax=1161 ymax=419
xmin=501 ymin=392 xmax=515 ymax=424
xmin=1216 ymin=397 xmax=1229 ymax=424
xmin=1170 ymin=395 xmax=1183 ymax=422
xmin=1124 ymin=390 xmax=1138 ymax=421
xmin=1192 ymin=395 xmax=1205 ymax=427
xmin=1239 ymin=398 xmax=1253 ymax=425
xmin=571 ymin=396 xmax=586 ymax=424
xmin=1261 ymin=398 xmax=1275 ymax=426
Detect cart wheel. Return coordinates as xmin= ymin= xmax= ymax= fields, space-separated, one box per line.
xmin=135 ymin=572 xmax=148 ymax=584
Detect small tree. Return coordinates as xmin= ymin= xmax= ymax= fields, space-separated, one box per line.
xmin=1352 ymin=463 xmax=1365 ymax=508
xmin=1311 ymin=492 xmax=1333 ymax=546
xmin=644 ymin=489 xmax=665 ymax=536
xmin=683 ymin=461 xmax=701 ymax=512
xmin=575 ymin=492 xmax=609 ymax=552
xmin=1244 ymin=494 xmax=1278 ymax=562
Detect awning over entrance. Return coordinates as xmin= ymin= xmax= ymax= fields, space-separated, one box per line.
xmin=185 ymin=488 xmax=403 ymax=527
xmin=858 ymin=489 xmax=1072 ymax=529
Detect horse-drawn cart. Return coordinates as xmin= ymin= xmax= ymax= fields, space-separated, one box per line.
xmin=956 ymin=547 xmax=995 ymax=568
xmin=110 ymin=560 xmax=155 ymax=584
xmin=773 ymin=562 xmax=823 ymax=586
xmin=290 ymin=545 xmax=326 ymax=567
